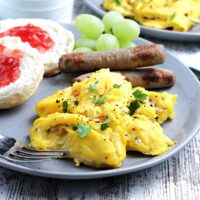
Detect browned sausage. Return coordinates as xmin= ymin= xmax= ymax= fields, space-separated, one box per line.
xmin=59 ymin=44 xmax=166 ymax=73
xmin=73 ymin=68 xmax=176 ymax=89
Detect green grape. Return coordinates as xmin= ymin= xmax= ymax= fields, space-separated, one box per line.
xmin=120 ymin=41 xmax=136 ymax=48
xmin=75 ymin=37 xmax=97 ymax=50
xmin=96 ymin=34 xmax=120 ymax=51
xmin=102 ymin=11 xmax=124 ymax=33
xmin=73 ymin=47 xmax=92 ymax=53
xmin=112 ymin=19 xmax=140 ymax=41
xmin=75 ymin=14 xmax=104 ymax=39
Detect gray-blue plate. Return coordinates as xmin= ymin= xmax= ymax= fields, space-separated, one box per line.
xmin=83 ymin=0 xmax=200 ymax=42
xmin=0 ymin=24 xmax=200 ymax=179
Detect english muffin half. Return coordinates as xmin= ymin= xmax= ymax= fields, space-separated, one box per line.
xmin=0 ymin=37 xmax=44 ymax=109
xmin=0 ymin=19 xmax=74 ymax=76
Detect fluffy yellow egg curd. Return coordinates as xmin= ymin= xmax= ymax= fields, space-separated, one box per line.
xmin=103 ymin=0 xmax=200 ymax=32
xmin=31 ymin=69 xmax=177 ymax=168
xmin=30 ymin=113 xmax=125 ymax=168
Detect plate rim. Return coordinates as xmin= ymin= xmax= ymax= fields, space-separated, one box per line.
xmin=0 ymin=34 xmax=200 ymax=179
xmin=83 ymin=0 xmax=200 ymax=38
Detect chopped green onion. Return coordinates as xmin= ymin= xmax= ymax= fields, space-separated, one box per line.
xmin=93 ymin=95 xmax=105 ymax=105
xmin=77 ymin=124 xmax=92 ymax=138
xmin=88 ymin=84 xmax=96 ymax=92
xmin=132 ymin=89 xmax=148 ymax=101
xmin=113 ymin=84 xmax=122 ymax=88
xmin=114 ymin=0 xmax=121 ymax=5
xmin=63 ymin=101 xmax=68 ymax=113
xmin=129 ymin=90 xmax=148 ymax=115
xmin=129 ymin=100 xmax=140 ymax=115
xmin=101 ymin=118 xmax=111 ymax=131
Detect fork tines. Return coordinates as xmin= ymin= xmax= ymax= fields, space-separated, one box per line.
xmin=6 ymin=144 xmax=69 ymax=163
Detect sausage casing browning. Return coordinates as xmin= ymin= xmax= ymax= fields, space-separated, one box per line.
xmin=73 ymin=68 xmax=176 ymax=89
xmin=59 ymin=44 xmax=166 ymax=73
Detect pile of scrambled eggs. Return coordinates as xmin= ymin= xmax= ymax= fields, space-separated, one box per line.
xmin=103 ymin=0 xmax=200 ymax=32
xmin=30 ymin=69 xmax=177 ymax=168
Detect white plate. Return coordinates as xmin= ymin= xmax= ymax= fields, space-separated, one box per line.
xmin=0 ymin=24 xmax=200 ymax=179
xmin=83 ymin=0 xmax=200 ymax=42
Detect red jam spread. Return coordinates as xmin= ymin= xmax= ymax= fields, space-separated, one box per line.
xmin=0 ymin=24 xmax=54 ymax=53
xmin=0 ymin=44 xmax=24 ymax=88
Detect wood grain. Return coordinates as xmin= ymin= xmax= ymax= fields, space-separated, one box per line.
xmin=0 ymin=1 xmax=200 ymax=199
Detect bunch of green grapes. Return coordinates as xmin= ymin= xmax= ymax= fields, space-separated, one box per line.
xmin=74 ymin=11 xmax=140 ymax=52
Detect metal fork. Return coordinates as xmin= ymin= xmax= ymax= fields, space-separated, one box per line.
xmin=0 ymin=134 xmax=69 ymax=163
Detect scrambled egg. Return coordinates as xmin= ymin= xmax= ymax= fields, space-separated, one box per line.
xmin=30 ymin=113 xmax=125 ymax=168
xmin=103 ymin=0 xmax=200 ymax=32
xmin=31 ymin=69 xmax=177 ymax=168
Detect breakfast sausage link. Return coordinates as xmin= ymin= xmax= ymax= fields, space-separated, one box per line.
xmin=59 ymin=44 xmax=166 ymax=73
xmin=73 ymin=68 xmax=176 ymax=89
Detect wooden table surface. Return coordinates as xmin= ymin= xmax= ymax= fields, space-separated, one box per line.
xmin=0 ymin=1 xmax=200 ymax=199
